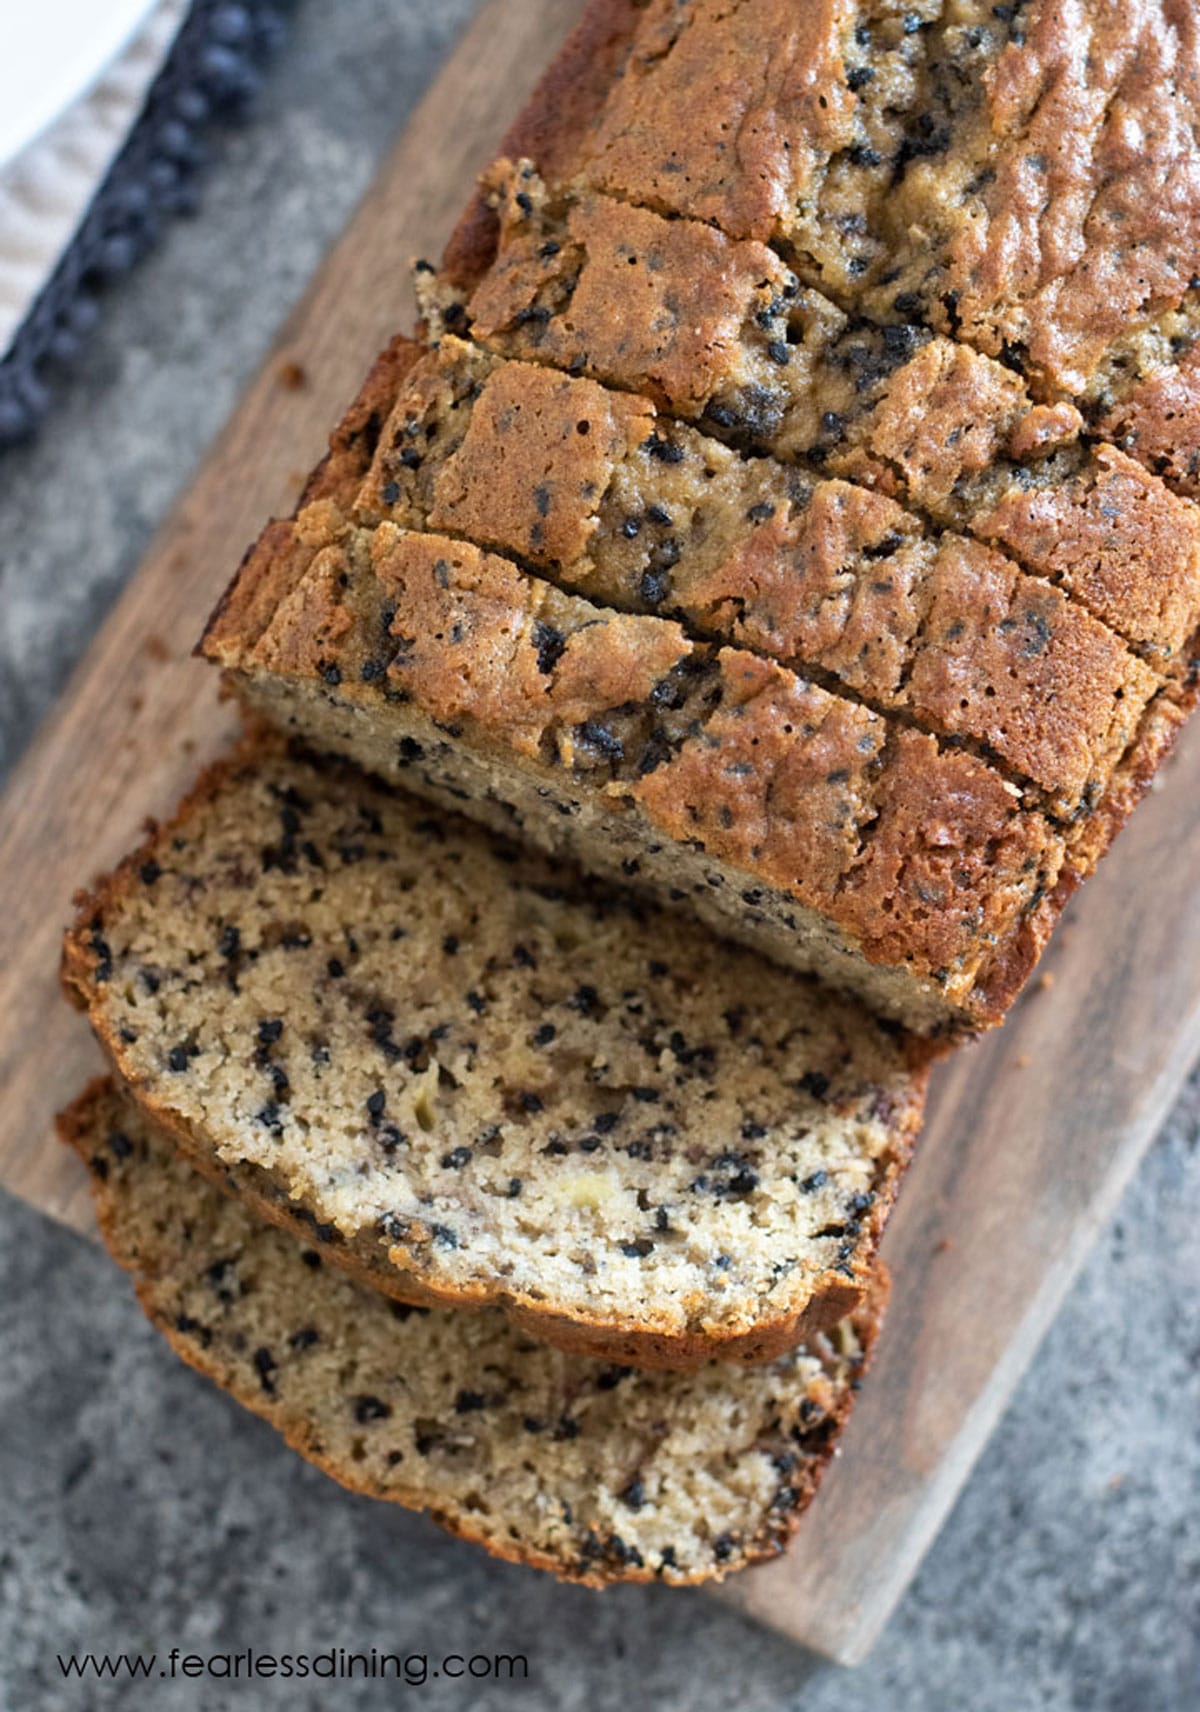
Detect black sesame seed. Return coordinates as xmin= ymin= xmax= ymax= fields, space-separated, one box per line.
xmin=640 ymin=566 xmax=672 ymax=606
xmin=441 ymin=1146 xmax=472 ymax=1169
xmin=354 ymin=1395 xmax=393 ymax=1423
xmin=252 ymin=1348 xmax=277 ymax=1396
xmin=167 ymin=1045 xmax=190 ymax=1073
xmin=642 ymin=434 xmax=686 ymax=464
xmin=622 ymin=1239 xmax=654 ymax=1258
xmin=533 ymin=621 xmax=568 ymax=675
xmin=575 ymin=721 xmax=624 ymax=761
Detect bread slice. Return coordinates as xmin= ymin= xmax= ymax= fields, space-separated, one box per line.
xmin=62 ymin=737 xmax=927 ymax=1367
xmin=61 ymin=1079 xmax=886 ymax=1587
xmin=204 ymin=520 xmax=1071 ymax=1035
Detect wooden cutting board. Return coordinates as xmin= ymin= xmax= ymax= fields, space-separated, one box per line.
xmin=3 ymin=0 xmax=1200 ymax=1667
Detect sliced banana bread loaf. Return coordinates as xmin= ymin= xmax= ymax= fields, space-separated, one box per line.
xmin=197 ymin=0 xmax=1200 ymax=1038
xmin=63 ymin=738 xmax=927 ymax=1366
xmin=63 ymin=1080 xmax=884 ymax=1587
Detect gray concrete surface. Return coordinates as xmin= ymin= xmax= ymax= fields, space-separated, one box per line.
xmin=0 ymin=3 xmax=1197 ymax=1707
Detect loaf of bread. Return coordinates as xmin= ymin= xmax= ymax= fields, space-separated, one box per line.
xmin=198 ymin=0 xmax=1200 ymax=1037
xmin=62 ymin=1079 xmax=884 ymax=1586
xmin=63 ymin=737 xmax=927 ymax=1367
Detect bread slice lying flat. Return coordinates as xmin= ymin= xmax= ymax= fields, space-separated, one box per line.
xmin=61 ymin=1079 xmax=885 ymax=1588
xmin=63 ymin=737 xmax=926 ymax=1369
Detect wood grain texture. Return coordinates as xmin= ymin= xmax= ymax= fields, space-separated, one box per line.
xmin=2 ymin=0 xmax=1198 ymax=1666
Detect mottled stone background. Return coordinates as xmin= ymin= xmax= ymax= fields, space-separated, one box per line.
xmin=0 ymin=4 xmax=1196 ymax=1708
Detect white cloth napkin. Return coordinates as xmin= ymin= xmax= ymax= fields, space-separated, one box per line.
xmin=0 ymin=0 xmax=188 ymax=357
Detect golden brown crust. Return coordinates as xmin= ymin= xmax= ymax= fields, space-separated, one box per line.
xmin=580 ymin=0 xmax=854 ymax=243
xmin=200 ymin=335 xmax=423 ymax=664
xmin=196 ymin=0 xmax=1200 ymax=1042
xmin=468 ymin=179 xmax=795 ymax=417
xmin=449 ymin=0 xmax=1200 ymax=404
xmin=453 ymin=187 xmax=1200 ymax=673
xmin=441 ymin=0 xmax=647 ymax=291
xmin=919 ymin=3 xmax=1200 ymax=394
xmin=968 ymin=446 xmax=1200 ymax=664
xmin=61 ymin=1077 xmax=889 ymax=1587
xmin=835 ymin=339 xmax=1030 ymax=511
xmin=973 ymin=654 xmax=1200 ymax=1020
xmin=352 ymin=337 xmax=1159 ymax=815
xmin=1100 ymin=344 xmax=1200 ymax=501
